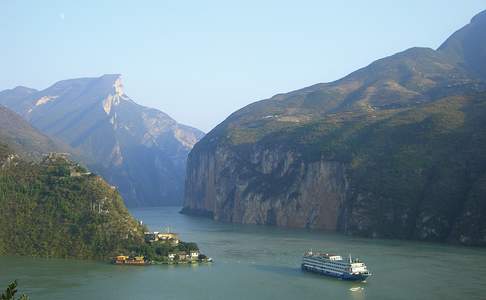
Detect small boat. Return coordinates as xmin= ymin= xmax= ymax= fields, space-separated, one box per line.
xmin=301 ymin=251 xmax=371 ymax=281
xmin=112 ymin=255 xmax=147 ymax=265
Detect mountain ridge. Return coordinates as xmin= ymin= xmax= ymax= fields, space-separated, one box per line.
xmin=438 ymin=9 xmax=486 ymax=79
xmin=183 ymin=9 xmax=486 ymax=245
xmin=0 ymin=75 xmax=204 ymax=207
xmin=0 ymin=105 xmax=75 ymax=161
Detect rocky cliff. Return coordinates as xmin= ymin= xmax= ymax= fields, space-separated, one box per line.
xmin=184 ymin=144 xmax=348 ymax=230
xmin=0 ymin=75 xmax=204 ymax=206
xmin=183 ymin=10 xmax=486 ymax=245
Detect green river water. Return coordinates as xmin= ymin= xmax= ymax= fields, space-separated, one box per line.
xmin=1 ymin=206 xmax=486 ymax=300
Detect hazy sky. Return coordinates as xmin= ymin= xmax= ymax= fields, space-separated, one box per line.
xmin=1 ymin=1 xmax=485 ymax=132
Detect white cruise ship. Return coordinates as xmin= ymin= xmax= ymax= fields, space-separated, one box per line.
xmin=301 ymin=251 xmax=371 ymax=281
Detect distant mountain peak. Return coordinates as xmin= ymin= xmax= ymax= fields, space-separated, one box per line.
xmin=0 ymin=74 xmax=204 ymax=207
xmin=0 ymin=85 xmax=37 ymax=97
xmin=101 ymin=74 xmax=131 ymax=115
xmin=12 ymin=86 xmax=38 ymax=93
xmin=97 ymin=74 xmax=123 ymax=88
xmin=471 ymin=9 xmax=486 ymax=24
xmin=438 ymin=9 xmax=486 ymax=78
xmin=100 ymin=73 xmax=122 ymax=80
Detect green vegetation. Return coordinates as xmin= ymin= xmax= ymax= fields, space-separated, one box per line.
xmin=131 ymin=241 xmax=199 ymax=262
xmin=339 ymin=95 xmax=486 ymax=242
xmin=196 ymin=91 xmax=486 ymax=244
xmin=1 ymin=281 xmax=28 ymax=300
xmin=0 ymin=145 xmax=207 ymax=259
xmin=0 ymin=148 xmax=145 ymax=258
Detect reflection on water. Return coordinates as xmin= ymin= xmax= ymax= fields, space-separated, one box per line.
xmin=349 ymin=286 xmax=365 ymax=300
xmin=1 ymin=206 xmax=486 ymax=300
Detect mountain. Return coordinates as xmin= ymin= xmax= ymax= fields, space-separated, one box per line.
xmin=0 ymin=86 xmax=37 ymax=112
xmin=182 ymin=10 xmax=486 ymax=245
xmin=0 ymin=75 xmax=204 ymax=206
xmin=438 ymin=9 xmax=486 ymax=79
xmin=0 ymin=143 xmax=145 ymax=258
xmin=0 ymin=106 xmax=146 ymax=258
xmin=0 ymin=105 xmax=73 ymax=160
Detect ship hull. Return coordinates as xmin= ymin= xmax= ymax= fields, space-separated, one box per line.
xmin=301 ymin=264 xmax=370 ymax=281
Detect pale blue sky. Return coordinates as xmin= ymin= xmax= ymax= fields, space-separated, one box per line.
xmin=1 ymin=1 xmax=485 ymax=131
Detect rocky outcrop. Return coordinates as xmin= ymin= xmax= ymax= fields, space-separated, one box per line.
xmin=184 ymin=144 xmax=348 ymax=229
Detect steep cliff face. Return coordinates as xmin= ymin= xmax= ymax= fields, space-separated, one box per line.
xmin=184 ymin=94 xmax=486 ymax=245
xmin=0 ymin=75 xmax=204 ymax=206
xmin=183 ymin=10 xmax=486 ymax=245
xmin=184 ymin=144 xmax=347 ymax=229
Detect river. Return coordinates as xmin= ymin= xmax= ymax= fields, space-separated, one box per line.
xmin=1 ymin=206 xmax=486 ymax=300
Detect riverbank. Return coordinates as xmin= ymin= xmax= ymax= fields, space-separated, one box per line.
xmin=150 ymin=257 xmax=213 ymax=265
xmin=112 ymin=255 xmax=213 ymax=266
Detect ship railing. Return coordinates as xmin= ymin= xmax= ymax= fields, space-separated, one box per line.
xmin=304 ymin=251 xmax=336 ymax=258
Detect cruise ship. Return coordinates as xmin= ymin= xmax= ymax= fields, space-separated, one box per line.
xmin=301 ymin=251 xmax=371 ymax=281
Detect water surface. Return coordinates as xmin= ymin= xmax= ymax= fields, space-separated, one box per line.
xmin=1 ymin=207 xmax=486 ymax=300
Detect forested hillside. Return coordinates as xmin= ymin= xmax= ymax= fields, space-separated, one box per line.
xmin=0 ymin=146 xmax=145 ymax=258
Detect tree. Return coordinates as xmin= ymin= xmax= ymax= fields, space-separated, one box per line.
xmin=1 ymin=280 xmax=29 ymax=300
xmin=178 ymin=242 xmax=199 ymax=252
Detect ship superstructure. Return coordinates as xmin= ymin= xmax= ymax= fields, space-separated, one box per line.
xmin=301 ymin=251 xmax=371 ymax=281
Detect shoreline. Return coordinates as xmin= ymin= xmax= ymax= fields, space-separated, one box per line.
xmin=112 ymin=258 xmax=213 ymax=266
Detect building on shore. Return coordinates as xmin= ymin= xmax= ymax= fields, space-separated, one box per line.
xmin=167 ymin=250 xmax=200 ymax=261
xmin=113 ymin=255 xmax=146 ymax=265
xmin=144 ymin=229 xmax=180 ymax=245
